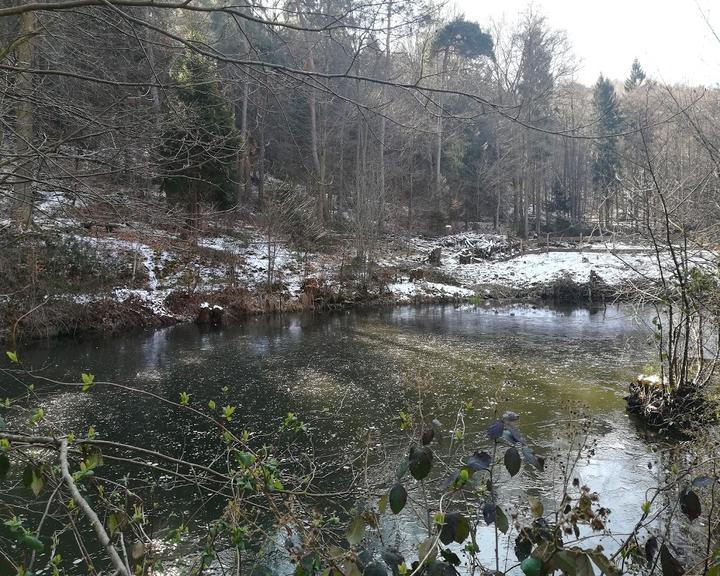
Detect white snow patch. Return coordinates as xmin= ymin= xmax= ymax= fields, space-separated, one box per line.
xmin=389 ymin=280 xmax=474 ymax=302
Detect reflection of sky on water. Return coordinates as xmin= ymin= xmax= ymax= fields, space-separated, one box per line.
xmin=2 ymin=304 xmax=662 ymax=575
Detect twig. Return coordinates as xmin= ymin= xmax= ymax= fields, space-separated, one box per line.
xmin=59 ymin=438 xmax=130 ymax=576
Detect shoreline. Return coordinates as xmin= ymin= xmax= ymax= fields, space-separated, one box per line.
xmin=1 ymin=275 xmax=629 ymax=344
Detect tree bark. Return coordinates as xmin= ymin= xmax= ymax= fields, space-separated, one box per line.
xmin=13 ymin=10 xmax=35 ymax=228
xmin=434 ymin=47 xmax=450 ymax=206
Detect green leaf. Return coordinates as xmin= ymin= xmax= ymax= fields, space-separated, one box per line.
xmin=504 ymin=446 xmax=521 ymax=476
xmin=707 ymin=549 xmax=720 ymax=576
xmin=680 ymin=489 xmax=701 ymax=520
xmin=5 ymin=351 xmax=18 ymax=363
xmin=528 ymin=495 xmax=544 ymax=518
xmin=23 ymin=465 xmax=44 ymax=497
xmin=18 ymin=533 xmax=44 ymax=552
xmin=363 ymin=562 xmax=387 ymax=576
xmin=389 ymin=483 xmax=407 ymax=514
xmin=487 ymin=420 xmax=504 ymax=440
xmin=395 ymin=459 xmax=409 ymax=480
xmin=520 ymin=556 xmax=543 ymax=576
xmin=222 ymin=405 xmax=236 ymax=422
xmin=439 ymin=512 xmax=470 ymax=545
xmin=426 ymin=561 xmax=454 ymax=576
xmin=346 ymin=515 xmax=365 ymax=545
xmin=585 ymin=548 xmax=621 ymax=576
xmin=81 ymin=372 xmax=94 ymax=392
xmin=179 ymin=391 xmax=190 ymax=406
xmin=495 ymin=505 xmax=509 ymax=534
xmin=208 ymin=400 xmax=216 ymax=411
xmin=550 ymin=549 xmax=595 ymax=576
xmin=408 ymin=446 xmax=433 ymax=481
xmin=418 ymin=537 xmax=438 ymax=566
xmin=660 ymin=544 xmax=684 ymax=576
xmin=421 ymin=428 xmax=434 ymax=445
xmin=107 ymin=513 xmax=120 ymax=535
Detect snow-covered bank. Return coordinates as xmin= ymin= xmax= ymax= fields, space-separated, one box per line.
xmin=441 ymin=250 xmax=656 ymax=289
xmin=6 ymin=222 xmax=712 ymax=341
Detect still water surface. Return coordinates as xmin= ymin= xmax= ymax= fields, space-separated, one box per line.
xmin=8 ymin=303 xmax=664 ymax=573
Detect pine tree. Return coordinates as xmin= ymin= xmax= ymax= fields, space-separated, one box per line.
xmin=160 ymin=49 xmax=240 ymax=229
xmin=432 ymin=18 xmax=494 ymax=206
xmin=591 ymin=75 xmax=622 ymax=229
xmin=624 ymin=58 xmax=646 ymax=92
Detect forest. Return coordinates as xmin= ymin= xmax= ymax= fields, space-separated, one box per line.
xmin=1 ymin=1 xmax=720 ymax=575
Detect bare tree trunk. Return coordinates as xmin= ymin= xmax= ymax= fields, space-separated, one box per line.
xmin=256 ymin=98 xmax=265 ymax=208
xmin=13 ymin=11 xmax=35 ymax=228
xmin=435 ymin=48 xmax=450 ymax=206
xmin=378 ymin=0 xmax=392 ymax=232
xmin=241 ymin=80 xmax=251 ymax=203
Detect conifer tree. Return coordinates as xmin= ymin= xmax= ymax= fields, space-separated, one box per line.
xmin=624 ymin=58 xmax=646 ymax=92
xmin=591 ymin=75 xmax=622 ymax=229
xmin=160 ymin=49 xmax=240 ymax=229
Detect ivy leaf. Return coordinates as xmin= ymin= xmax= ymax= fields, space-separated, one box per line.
xmin=389 ymin=483 xmax=407 ymax=515
xmin=409 ymin=446 xmax=433 ymax=481
xmin=504 ymin=446 xmax=521 ymax=476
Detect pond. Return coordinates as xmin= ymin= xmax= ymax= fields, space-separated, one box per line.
xmin=3 ymin=303 xmax=665 ymax=574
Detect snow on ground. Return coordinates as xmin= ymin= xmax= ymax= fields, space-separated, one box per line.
xmin=36 ymin=226 xmax=718 ymax=316
xmin=198 ymin=235 xmax=315 ymax=294
xmin=388 ymin=280 xmax=474 ymax=303
xmin=441 ymin=250 xmax=657 ymax=289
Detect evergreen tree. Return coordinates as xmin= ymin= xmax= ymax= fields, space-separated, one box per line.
xmin=160 ymin=49 xmax=240 ymax=228
xmin=624 ymin=58 xmax=646 ymax=92
xmin=591 ymin=75 xmax=622 ymax=229
xmin=431 ymin=18 xmax=494 ymax=205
